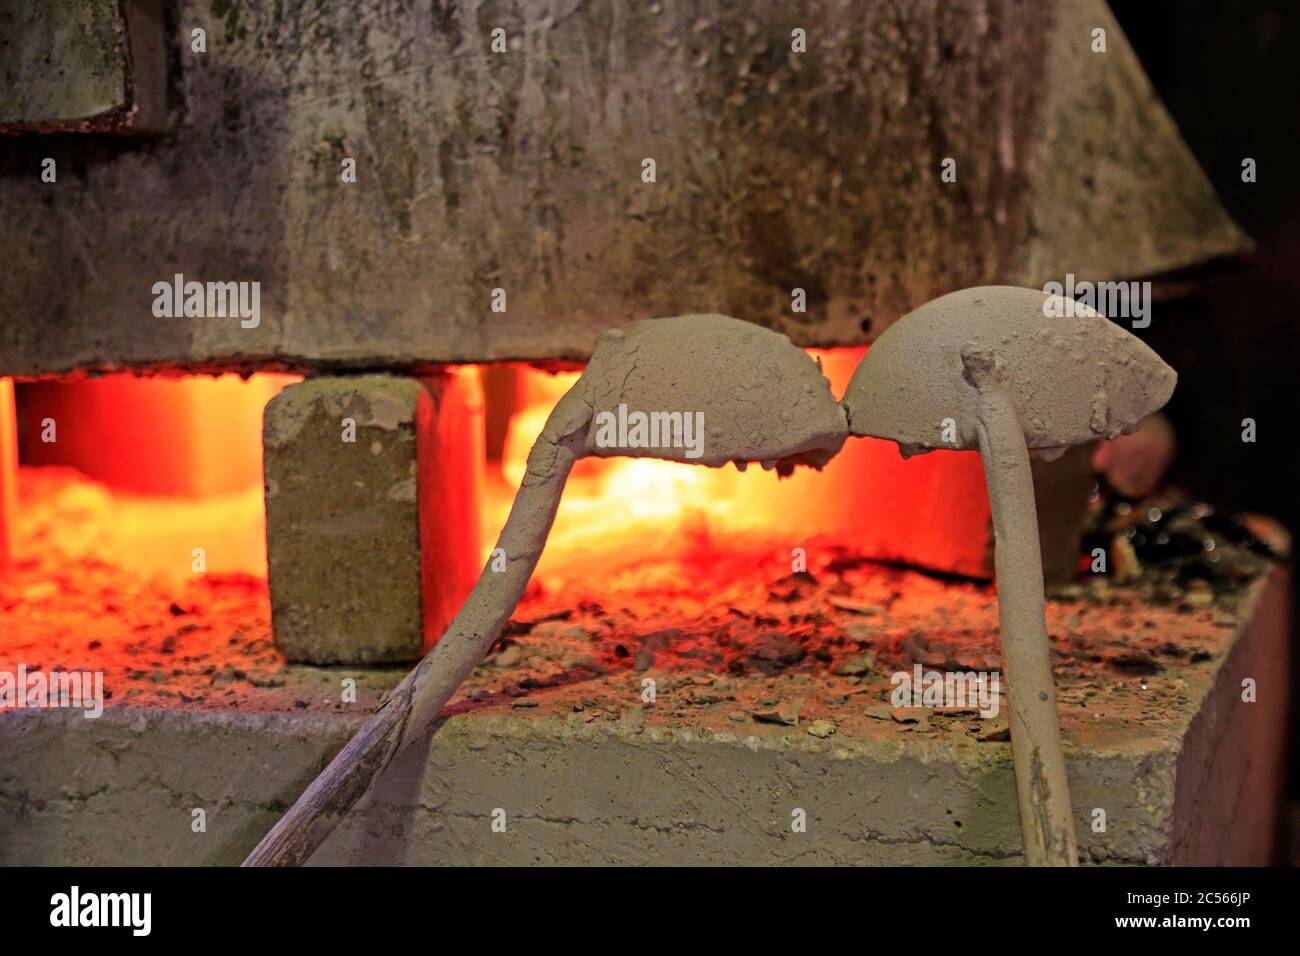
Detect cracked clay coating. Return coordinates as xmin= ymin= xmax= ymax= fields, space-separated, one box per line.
xmin=841 ymin=286 xmax=1178 ymax=452
xmin=577 ymin=314 xmax=848 ymax=469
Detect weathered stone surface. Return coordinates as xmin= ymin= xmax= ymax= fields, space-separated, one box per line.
xmin=0 ymin=0 xmax=1246 ymax=377
xmin=0 ymin=568 xmax=1286 ymax=865
xmin=0 ymin=0 xmax=167 ymax=132
xmin=1020 ymin=1 xmax=1249 ymax=283
xmin=264 ymin=373 xmax=480 ymax=664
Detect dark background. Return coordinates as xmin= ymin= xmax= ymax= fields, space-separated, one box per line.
xmin=1113 ymin=0 xmax=1299 ymax=800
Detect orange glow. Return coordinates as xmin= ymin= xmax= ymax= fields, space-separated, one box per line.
xmin=489 ymin=349 xmax=993 ymax=584
xmin=13 ymin=469 xmax=272 ymax=583
xmin=15 ymin=373 xmax=300 ymax=581
xmin=19 ymin=373 xmax=299 ymax=496
xmin=419 ymin=367 xmax=486 ymax=651
xmin=12 ymin=354 xmax=994 ymax=592
xmin=1 ymin=378 xmax=17 ymax=571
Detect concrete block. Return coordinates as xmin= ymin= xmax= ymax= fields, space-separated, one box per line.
xmin=263 ymin=373 xmax=481 ymax=664
xmin=0 ymin=0 xmax=1247 ymax=377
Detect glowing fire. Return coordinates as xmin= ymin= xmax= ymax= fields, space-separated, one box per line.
xmin=13 ymin=373 xmax=299 ymax=582
xmin=8 ymin=352 xmax=993 ymax=592
xmin=489 ymin=348 xmax=992 ymax=583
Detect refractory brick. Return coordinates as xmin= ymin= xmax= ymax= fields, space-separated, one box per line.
xmin=263 ymin=373 xmax=481 ymax=664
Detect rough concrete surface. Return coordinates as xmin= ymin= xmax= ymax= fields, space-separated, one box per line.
xmin=1019 ymin=0 xmax=1250 ymax=285
xmin=0 ymin=0 xmax=1247 ymax=377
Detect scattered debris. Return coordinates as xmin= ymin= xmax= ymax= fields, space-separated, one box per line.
xmin=0 ymin=468 xmax=1270 ymax=741
xmin=752 ymin=698 xmax=804 ymax=726
xmin=807 ymin=719 xmax=836 ymax=738
xmin=619 ymin=709 xmax=645 ymax=734
xmin=975 ymin=716 xmax=1012 ymax=742
xmin=832 ymin=652 xmax=875 ymax=676
xmin=1083 ymin=489 xmax=1280 ymax=598
xmin=828 ymin=596 xmax=885 ymax=616
xmin=494 ymin=644 xmax=524 ymax=668
xmin=747 ymin=631 xmax=806 ymax=675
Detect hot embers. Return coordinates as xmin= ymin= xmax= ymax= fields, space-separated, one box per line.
xmin=0 ymin=466 xmax=1251 ymax=745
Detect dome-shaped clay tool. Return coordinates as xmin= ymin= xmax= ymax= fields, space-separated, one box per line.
xmin=247 ymin=314 xmax=848 ymax=866
xmin=841 ymin=286 xmax=1176 ymax=867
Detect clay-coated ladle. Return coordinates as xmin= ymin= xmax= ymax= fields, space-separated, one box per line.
xmin=839 ymin=285 xmax=1176 ymax=865
xmin=244 ymin=314 xmax=848 ymax=865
